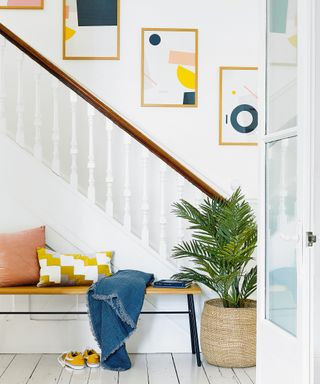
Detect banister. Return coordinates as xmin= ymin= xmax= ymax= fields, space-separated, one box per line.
xmin=0 ymin=23 xmax=223 ymax=199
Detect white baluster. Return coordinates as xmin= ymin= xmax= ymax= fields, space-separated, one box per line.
xmin=159 ymin=162 xmax=168 ymax=257
xmin=15 ymin=51 xmax=24 ymax=146
xmin=70 ymin=91 xmax=78 ymax=190
xmin=87 ymin=104 xmax=95 ymax=203
xmin=123 ymin=134 xmax=132 ymax=231
xmin=33 ymin=67 xmax=42 ymax=160
xmin=51 ymin=78 xmax=60 ymax=175
xmin=176 ymin=174 xmax=185 ymax=244
xmin=105 ymin=119 xmax=114 ymax=216
xmin=0 ymin=37 xmax=6 ymax=134
xmin=141 ymin=147 xmax=150 ymax=245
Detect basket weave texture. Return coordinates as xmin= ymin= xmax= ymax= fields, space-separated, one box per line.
xmin=200 ymin=299 xmax=256 ymax=368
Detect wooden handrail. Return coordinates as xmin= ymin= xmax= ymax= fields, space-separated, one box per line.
xmin=0 ymin=23 xmax=223 ymax=199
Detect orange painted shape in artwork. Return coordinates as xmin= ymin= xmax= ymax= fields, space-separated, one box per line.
xmin=65 ymin=4 xmax=69 ymax=19
xmin=169 ymin=51 xmax=196 ymax=66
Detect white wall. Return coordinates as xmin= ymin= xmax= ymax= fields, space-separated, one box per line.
xmin=0 ymin=0 xmax=260 ymax=199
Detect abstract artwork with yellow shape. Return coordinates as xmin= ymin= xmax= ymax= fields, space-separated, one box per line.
xmin=63 ymin=0 xmax=120 ymax=60
xmin=141 ymin=28 xmax=198 ymax=107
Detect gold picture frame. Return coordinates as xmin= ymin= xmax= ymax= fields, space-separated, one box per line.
xmin=0 ymin=0 xmax=44 ymax=9
xmin=219 ymin=66 xmax=258 ymax=146
xmin=63 ymin=0 xmax=120 ymax=60
xmin=141 ymin=28 xmax=198 ymax=108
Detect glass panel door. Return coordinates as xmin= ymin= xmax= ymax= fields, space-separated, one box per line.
xmin=265 ymin=0 xmax=298 ymax=335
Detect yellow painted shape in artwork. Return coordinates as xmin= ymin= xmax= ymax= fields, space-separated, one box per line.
xmin=288 ymin=34 xmax=297 ymax=47
xmin=65 ymin=26 xmax=76 ymax=41
xmin=176 ymin=65 xmax=196 ymax=90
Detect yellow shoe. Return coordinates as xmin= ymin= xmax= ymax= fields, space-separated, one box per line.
xmin=58 ymin=351 xmax=85 ymax=370
xmin=83 ymin=349 xmax=100 ymax=368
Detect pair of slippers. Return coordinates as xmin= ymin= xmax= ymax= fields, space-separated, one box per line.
xmin=58 ymin=349 xmax=100 ymax=370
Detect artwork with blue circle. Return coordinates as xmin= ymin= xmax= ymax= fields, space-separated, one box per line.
xmin=142 ymin=28 xmax=198 ymax=107
xmin=219 ymin=67 xmax=258 ymax=145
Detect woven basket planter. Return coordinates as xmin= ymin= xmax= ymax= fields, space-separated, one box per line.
xmin=200 ymin=299 xmax=256 ymax=368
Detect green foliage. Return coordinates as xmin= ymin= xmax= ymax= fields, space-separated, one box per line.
xmin=171 ymin=188 xmax=257 ymax=308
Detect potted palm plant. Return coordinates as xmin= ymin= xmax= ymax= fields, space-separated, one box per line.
xmin=172 ymin=188 xmax=257 ymax=368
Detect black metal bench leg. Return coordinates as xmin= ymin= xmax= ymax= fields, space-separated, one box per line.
xmin=187 ymin=294 xmax=201 ymax=367
xmin=187 ymin=295 xmax=195 ymax=354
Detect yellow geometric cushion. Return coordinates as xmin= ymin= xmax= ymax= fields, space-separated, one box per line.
xmin=37 ymin=248 xmax=112 ymax=287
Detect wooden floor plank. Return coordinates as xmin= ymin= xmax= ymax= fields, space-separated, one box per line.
xmin=69 ymin=367 xmax=90 ymax=384
xmin=173 ymin=354 xmax=209 ymax=384
xmin=57 ymin=367 xmax=73 ymax=384
xmin=0 ymin=354 xmax=15 ymax=376
xmin=0 ymin=354 xmax=41 ymax=384
xmin=233 ymin=368 xmax=254 ymax=384
xmin=202 ymin=359 xmax=236 ymax=384
xmin=89 ymin=366 xmax=118 ymax=384
xmin=118 ymin=354 xmax=148 ymax=384
xmin=147 ymin=354 xmax=178 ymax=384
xmin=28 ymin=354 xmax=63 ymax=384
xmin=243 ymin=367 xmax=256 ymax=383
xmin=219 ymin=367 xmax=239 ymax=383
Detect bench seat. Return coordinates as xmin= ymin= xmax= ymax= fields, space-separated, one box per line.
xmin=0 ymin=284 xmax=201 ymax=295
xmin=0 ymin=283 xmax=202 ymax=366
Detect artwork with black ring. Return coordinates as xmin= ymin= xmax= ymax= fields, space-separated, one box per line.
xmin=230 ymin=104 xmax=258 ymax=134
xmin=219 ymin=67 xmax=258 ymax=145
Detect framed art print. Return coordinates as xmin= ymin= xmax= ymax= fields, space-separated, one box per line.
xmin=141 ymin=28 xmax=198 ymax=107
xmin=63 ymin=0 xmax=120 ymax=60
xmin=219 ymin=67 xmax=258 ymax=146
xmin=0 ymin=0 xmax=43 ymax=9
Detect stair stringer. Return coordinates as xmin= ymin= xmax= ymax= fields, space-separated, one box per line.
xmin=0 ymin=134 xmax=200 ymax=353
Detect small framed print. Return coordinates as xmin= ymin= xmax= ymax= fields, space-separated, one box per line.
xmin=0 ymin=0 xmax=44 ymax=9
xmin=141 ymin=28 xmax=198 ymax=107
xmin=63 ymin=0 xmax=120 ymax=60
xmin=219 ymin=67 xmax=258 ymax=146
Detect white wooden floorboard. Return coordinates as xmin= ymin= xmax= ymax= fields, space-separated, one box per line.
xmin=147 ymin=353 xmax=178 ymax=384
xmin=118 ymin=354 xmax=148 ymax=384
xmin=202 ymin=358 xmax=237 ymax=384
xmin=0 ymin=354 xmax=41 ymax=384
xmin=69 ymin=367 xmax=90 ymax=384
xmin=173 ymin=353 xmax=209 ymax=384
xmin=89 ymin=366 xmax=118 ymax=384
xmin=220 ymin=367 xmax=239 ymax=383
xmin=233 ymin=368 xmax=254 ymax=384
xmin=57 ymin=367 xmax=73 ymax=384
xmin=243 ymin=367 xmax=255 ymax=383
xmin=0 ymin=354 xmax=15 ymax=376
xmin=28 ymin=354 xmax=63 ymax=384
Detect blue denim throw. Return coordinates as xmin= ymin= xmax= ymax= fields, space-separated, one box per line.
xmin=87 ymin=270 xmax=154 ymax=371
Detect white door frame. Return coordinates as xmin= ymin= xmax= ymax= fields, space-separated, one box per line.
xmin=256 ymin=0 xmax=315 ymax=382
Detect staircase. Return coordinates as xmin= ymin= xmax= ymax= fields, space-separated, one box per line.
xmin=0 ymin=24 xmax=223 ymax=353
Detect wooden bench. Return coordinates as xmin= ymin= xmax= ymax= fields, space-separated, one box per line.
xmin=0 ymin=284 xmax=202 ymax=366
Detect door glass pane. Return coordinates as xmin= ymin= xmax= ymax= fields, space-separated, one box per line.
xmin=267 ymin=0 xmax=297 ymax=134
xmin=265 ymin=136 xmax=297 ymax=335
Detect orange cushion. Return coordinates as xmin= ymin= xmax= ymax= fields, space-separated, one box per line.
xmin=0 ymin=226 xmax=45 ymax=287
